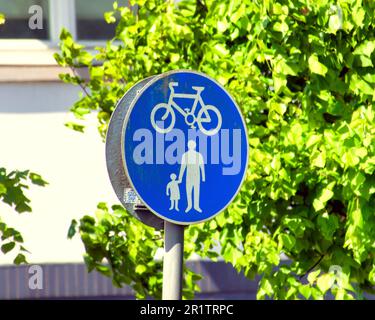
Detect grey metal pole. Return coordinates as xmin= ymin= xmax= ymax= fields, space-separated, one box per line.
xmin=162 ymin=221 xmax=184 ymax=300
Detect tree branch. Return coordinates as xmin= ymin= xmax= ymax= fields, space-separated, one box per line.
xmin=70 ymin=66 xmax=91 ymax=97
xmin=299 ymin=254 xmax=325 ymax=280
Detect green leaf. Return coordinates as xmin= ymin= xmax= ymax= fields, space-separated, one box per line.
xmin=213 ymin=43 xmax=229 ymax=56
xmin=20 ymin=245 xmax=30 ymax=253
xmin=352 ymin=7 xmax=365 ymax=27
xmin=274 ymin=58 xmax=297 ymax=76
xmin=341 ymin=150 xmax=360 ymax=167
xmin=82 ymin=215 xmax=95 ymax=225
xmin=0 ymin=183 xmax=7 ymax=195
xmin=320 ymin=188 xmax=334 ymax=203
xmin=15 ymin=202 xmax=32 ymax=213
xmin=273 ymin=74 xmax=287 ymax=93
xmin=313 ymin=185 xmax=334 ymax=212
xmin=1 ymin=242 xmax=16 ymax=254
xmin=317 ymin=273 xmax=334 ymax=294
xmin=306 ymin=135 xmax=322 ymax=149
xmin=311 ymin=148 xmax=326 ymax=168
xmin=273 ymin=21 xmax=289 ymax=34
xmin=298 ymin=285 xmax=312 ymax=299
xmin=335 ymin=288 xmax=355 ymax=300
xmin=104 ymin=11 xmax=116 ymax=24
xmin=308 ymin=269 xmax=321 ymax=284
xmin=353 ymin=41 xmax=375 ymax=57
xmin=279 ymin=234 xmax=296 ymax=251
xmin=65 ymin=122 xmax=85 ymax=133
xmin=313 ymin=198 xmax=324 ymax=212
xmin=14 ymin=253 xmax=27 ymax=265
xmin=67 ymin=219 xmax=77 ymax=239
xmin=14 ymin=232 xmax=24 ymax=243
xmin=349 ymin=74 xmax=374 ymax=96
xmin=308 ymin=54 xmax=328 ymax=76
xmin=217 ymin=20 xmax=228 ymax=33
xmin=317 ymin=212 xmax=339 ymax=240
xmin=2 ymin=228 xmax=16 ymax=240
xmin=29 ymin=172 xmax=48 ymax=186
xmin=355 ymin=55 xmax=373 ymax=67
xmin=97 ymin=265 xmax=111 ymax=277
xmin=135 ymin=265 xmax=147 ymax=274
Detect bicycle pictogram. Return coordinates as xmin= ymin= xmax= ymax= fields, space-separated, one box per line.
xmin=150 ymin=82 xmax=222 ymax=136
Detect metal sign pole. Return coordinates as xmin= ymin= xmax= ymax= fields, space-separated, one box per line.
xmin=162 ymin=221 xmax=184 ymax=300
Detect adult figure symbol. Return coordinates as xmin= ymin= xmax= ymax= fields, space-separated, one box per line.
xmin=178 ymin=140 xmax=205 ymax=213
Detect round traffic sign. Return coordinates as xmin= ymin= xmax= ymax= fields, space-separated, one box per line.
xmin=122 ymin=70 xmax=248 ymax=225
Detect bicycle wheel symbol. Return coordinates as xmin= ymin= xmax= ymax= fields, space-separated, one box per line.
xmin=150 ymin=103 xmax=176 ymax=134
xmin=150 ymin=82 xmax=222 ymax=136
xmin=196 ymin=105 xmax=222 ymax=136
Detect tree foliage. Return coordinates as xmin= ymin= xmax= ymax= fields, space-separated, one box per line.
xmin=68 ymin=203 xmax=202 ymax=299
xmin=0 ymin=168 xmax=47 ymax=264
xmin=58 ymin=0 xmax=375 ymax=299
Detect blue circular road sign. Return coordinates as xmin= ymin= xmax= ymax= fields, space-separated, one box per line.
xmin=122 ymin=70 xmax=248 ymax=225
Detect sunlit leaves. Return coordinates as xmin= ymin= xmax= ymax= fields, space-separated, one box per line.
xmin=353 ymin=40 xmax=375 ymax=57
xmin=317 ymin=273 xmax=335 ymax=294
xmin=56 ymin=0 xmax=375 ymax=300
xmin=68 ymin=203 xmax=202 ymax=299
xmin=0 ymin=168 xmax=47 ymax=213
xmin=317 ymin=212 xmax=339 ymax=240
xmin=0 ymin=168 xmax=47 ymax=264
xmin=308 ymin=54 xmax=328 ymax=76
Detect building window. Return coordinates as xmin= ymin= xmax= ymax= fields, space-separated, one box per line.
xmin=75 ymin=0 xmax=128 ymax=40
xmin=0 ymin=0 xmax=50 ymax=39
xmin=0 ymin=0 xmax=129 ymax=42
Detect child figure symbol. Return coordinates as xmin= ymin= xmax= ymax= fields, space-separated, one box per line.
xmin=166 ymin=140 xmax=205 ymax=214
xmin=166 ymin=173 xmax=180 ymax=211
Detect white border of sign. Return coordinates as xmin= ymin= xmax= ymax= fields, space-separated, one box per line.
xmin=121 ymin=70 xmax=249 ymax=225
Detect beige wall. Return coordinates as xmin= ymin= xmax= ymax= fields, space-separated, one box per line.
xmin=0 ymin=82 xmax=117 ymax=264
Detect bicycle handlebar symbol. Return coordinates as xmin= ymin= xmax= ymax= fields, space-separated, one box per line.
xmin=150 ymin=82 xmax=222 ymax=136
